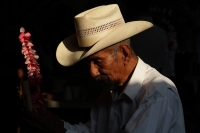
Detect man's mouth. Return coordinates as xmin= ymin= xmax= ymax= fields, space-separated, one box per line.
xmin=91 ymin=75 xmax=109 ymax=86
xmin=93 ymin=75 xmax=118 ymax=90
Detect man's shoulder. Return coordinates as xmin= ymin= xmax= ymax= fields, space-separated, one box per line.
xmin=135 ymin=74 xmax=180 ymax=109
xmin=142 ymin=68 xmax=178 ymax=97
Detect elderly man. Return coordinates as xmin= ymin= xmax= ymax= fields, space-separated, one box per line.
xmin=23 ymin=4 xmax=186 ymax=133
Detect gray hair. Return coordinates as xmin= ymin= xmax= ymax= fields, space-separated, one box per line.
xmin=107 ymin=38 xmax=135 ymax=61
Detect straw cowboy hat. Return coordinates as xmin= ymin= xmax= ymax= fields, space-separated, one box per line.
xmin=56 ymin=4 xmax=153 ymax=66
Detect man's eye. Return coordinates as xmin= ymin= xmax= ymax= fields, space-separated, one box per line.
xmin=95 ymin=59 xmax=102 ymax=63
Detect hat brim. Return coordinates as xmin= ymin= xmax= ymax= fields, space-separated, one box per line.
xmin=56 ymin=21 xmax=153 ymax=66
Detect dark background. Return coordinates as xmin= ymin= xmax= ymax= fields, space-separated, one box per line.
xmin=1 ymin=0 xmax=200 ymax=132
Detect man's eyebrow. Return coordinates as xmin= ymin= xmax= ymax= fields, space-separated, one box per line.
xmin=88 ymin=55 xmax=100 ymax=60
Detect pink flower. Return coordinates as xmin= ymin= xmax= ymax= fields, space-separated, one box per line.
xmin=19 ymin=27 xmax=44 ymax=112
xmin=19 ymin=32 xmax=31 ymax=43
xmin=19 ymin=27 xmax=42 ymax=86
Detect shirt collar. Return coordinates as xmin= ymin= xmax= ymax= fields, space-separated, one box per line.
xmin=122 ymin=57 xmax=147 ymax=101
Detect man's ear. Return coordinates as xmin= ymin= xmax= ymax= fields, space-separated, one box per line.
xmin=119 ymin=45 xmax=132 ymax=63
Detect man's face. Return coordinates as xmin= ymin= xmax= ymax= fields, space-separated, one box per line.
xmin=87 ymin=47 xmax=125 ymax=90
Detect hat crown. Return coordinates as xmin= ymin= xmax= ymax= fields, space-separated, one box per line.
xmin=74 ymin=4 xmax=125 ymax=47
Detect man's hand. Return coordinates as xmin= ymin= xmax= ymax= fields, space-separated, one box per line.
xmin=23 ymin=108 xmax=66 ymax=133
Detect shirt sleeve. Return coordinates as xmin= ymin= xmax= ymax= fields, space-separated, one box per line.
xmin=62 ymin=121 xmax=93 ymax=133
xmin=125 ymin=87 xmax=186 ymax=133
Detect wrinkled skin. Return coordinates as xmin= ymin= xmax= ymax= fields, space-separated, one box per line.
xmin=87 ymin=44 xmax=137 ymax=91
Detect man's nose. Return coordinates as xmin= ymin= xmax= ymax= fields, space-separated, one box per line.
xmin=89 ymin=62 xmax=100 ymax=78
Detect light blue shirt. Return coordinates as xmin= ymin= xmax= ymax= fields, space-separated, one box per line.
xmin=63 ymin=57 xmax=186 ymax=133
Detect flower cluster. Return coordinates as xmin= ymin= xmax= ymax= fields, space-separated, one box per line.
xmin=19 ymin=27 xmax=44 ymax=112
xmin=19 ymin=27 xmax=42 ymax=86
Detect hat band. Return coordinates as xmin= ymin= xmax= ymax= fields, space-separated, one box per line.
xmin=77 ymin=18 xmax=124 ymax=37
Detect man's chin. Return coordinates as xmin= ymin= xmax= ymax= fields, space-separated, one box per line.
xmin=101 ymin=82 xmax=118 ymax=91
xmin=92 ymin=76 xmax=118 ymax=90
